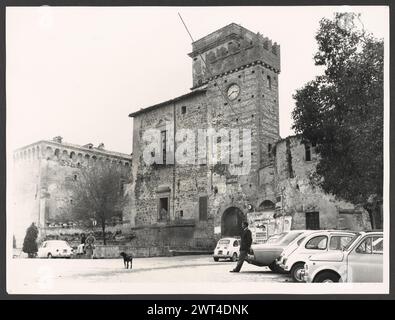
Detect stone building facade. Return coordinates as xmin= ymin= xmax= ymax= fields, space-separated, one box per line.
xmin=273 ymin=136 xmax=371 ymax=232
xmin=125 ymin=23 xmax=371 ymax=252
xmin=11 ymin=136 xmax=132 ymax=247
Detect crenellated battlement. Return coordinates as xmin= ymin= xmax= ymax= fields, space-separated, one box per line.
xmin=190 ymin=23 xmax=280 ymax=58
xmin=13 ymin=138 xmax=132 ymax=168
xmin=189 ymin=23 xmax=280 ymax=87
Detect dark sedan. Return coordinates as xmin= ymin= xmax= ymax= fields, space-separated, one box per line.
xmin=247 ymin=230 xmax=308 ymax=272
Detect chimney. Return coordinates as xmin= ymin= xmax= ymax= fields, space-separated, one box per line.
xmin=97 ymin=143 xmax=105 ymax=150
xmin=83 ymin=143 xmax=93 ymax=149
xmin=53 ymin=136 xmax=63 ymax=143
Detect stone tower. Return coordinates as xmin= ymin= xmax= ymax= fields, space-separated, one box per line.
xmin=188 ymin=23 xmax=281 ymax=237
xmin=189 ymin=23 xmax=281 ymax=169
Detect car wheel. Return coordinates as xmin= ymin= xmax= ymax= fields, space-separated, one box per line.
xmin=290 ymin=263 xmax=305 ymax=282
xmin=231 ymin=253 xmax=238 ymax=262
xmin=47 ymin=253 xmax=52 ymax=259
xmin=313 ymin=272 xmax=340 ymax=283
xmin=268 ymin=262 xmax=283 ymax=273
xmin=213 ymin=257 xmax=219 ymax=262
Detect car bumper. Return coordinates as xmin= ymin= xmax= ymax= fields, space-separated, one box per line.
xmin=277 ymin=262 xmax=289 ymax=272
xmin=276 ymin=257 xmax=291 ymax=272
xmin=213 ymin=254 xmax=232 ymax=259
xmin=302 ymin=268 xmax=315 ymax=283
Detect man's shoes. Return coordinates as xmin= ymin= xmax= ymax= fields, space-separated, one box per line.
xmin=229 ymin=270 xmax=239 ymax=273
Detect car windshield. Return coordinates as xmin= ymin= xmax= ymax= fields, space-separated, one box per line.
xmin=342 ymin=233 xmax=361 ymax=251
xmin=278 ymin=232 xmax=304 ymax=245
xmin=219 ymin=239 xmax=230 ymax=245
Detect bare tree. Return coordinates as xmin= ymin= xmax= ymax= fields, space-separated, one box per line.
xmin=70 ymin=162 xmax=127 ymax=245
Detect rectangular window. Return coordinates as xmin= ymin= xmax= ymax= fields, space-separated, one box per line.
xmin=306 ymin=211 xmax=320 ymax=230
xmin=158 ymin=197 xmax=169 ymax=221
xmin=329 ymin=235 xmax=354 ymax=250
xmin=216 ymin=137 xmax=221 ymax=162
xmin=161 ymin=130 xmax=167 ymax=164
xmin=372 ymin=236 xmax=383 ymax=254
xmin=305 ymin=144 xmax=311 ymax=161
xmin=267 ymin=75 xmax=272 ymax=90
xmin=268 ymin=143 xmax=272 ymax=158
xmin=199 ymin=196 xmax=208 ymax=221
xmin=181 ymin=106 xmax=186 ymax=114
xmin=120 ymin=179 xmax=126 ymax=192
xmin=356 ymin=237 xmax=372 ymax=254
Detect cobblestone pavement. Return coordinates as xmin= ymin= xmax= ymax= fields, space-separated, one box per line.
xmin=7 ymin=255 xmax=293 ymax=294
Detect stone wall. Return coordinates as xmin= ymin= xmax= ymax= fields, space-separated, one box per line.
xmin=11 ymin=151 xmax=42 ymax=247
xmin=12 ymin=139 xmax=132 ymax=246
xmin=190 ymin=23 xmax=280 ymax=88
xmin=273 ymin=136 xmax=371 ymax=231
xmin=128 ymin=91 xmax=216 ymax=250
xmin=127 ymin=23 xmax=281 ymax=251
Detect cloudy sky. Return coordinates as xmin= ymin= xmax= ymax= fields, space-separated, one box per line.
xmin=6 ymin=6 xmax=388 ymax=155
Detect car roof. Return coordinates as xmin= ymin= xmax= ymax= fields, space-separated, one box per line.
xmin=357 ymin=230 xmax=383 ymax=236
xmin=303 ymin=230 xmax=357 ymax=237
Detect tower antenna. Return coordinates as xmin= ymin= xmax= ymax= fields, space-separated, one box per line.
xmin=177 ymin=13 xmax=238 ymax=117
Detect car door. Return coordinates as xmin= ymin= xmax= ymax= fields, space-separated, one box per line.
xmin=347 ymin=235 xmax=383 ymax=282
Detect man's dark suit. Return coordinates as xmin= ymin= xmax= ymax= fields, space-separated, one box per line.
xmin=232 ymin=227 xmax=252 ymax=272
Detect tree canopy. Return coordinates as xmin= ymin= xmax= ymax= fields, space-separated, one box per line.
xmin=70 ymin=162 xmax=128 ymax=244
xmin=292 ymin=13 xmax=384 ymax=228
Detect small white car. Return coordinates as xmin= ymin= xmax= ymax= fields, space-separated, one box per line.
xmin=37 ymin=240 xmax=74 ymax=258
xmin=303 ymin=231 xmax=383 ymax=283
xmin=277 ymin=230 xmax=356 ymax=282
xmin=213 ymin=238 xmax=240 ymax=262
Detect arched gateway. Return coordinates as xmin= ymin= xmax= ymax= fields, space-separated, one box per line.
xmin=221 ymin=207 xmax=244 ymax=237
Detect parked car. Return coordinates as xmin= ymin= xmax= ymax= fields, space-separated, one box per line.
xmin=264 ymin=233 xmax=283 ymax=244
xmin=303 ymin=231 xmax=383 ymax=283
xmin=277 ymin=230 xmax=356 ymax=282
xmin=37 ymin=240 xmax=74 ymax=258
xmin=247 ymin=230 xmax=310 ymax=272
xmin=213 ymin=237 xmax=240 ymax=262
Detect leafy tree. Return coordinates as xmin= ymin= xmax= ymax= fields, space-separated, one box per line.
xmin=292 ymin=13 xmax=383 ymax=228
xmin=70 ymin=162 xmax=127 ymax=245
xmin=22 ymin=223 xmax=39 ymax=258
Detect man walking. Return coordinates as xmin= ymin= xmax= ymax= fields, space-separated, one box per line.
xmin=230 ymin=221 xmax=252 ymax=273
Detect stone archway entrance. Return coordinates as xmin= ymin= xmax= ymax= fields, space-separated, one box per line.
xmin=221 ymin=207 xmax=244 ymax=237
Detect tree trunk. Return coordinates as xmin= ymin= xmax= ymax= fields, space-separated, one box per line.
xmin=364 ymin=201 xmax=383 ymax=230
xmin=366 ymin=207 xmax=376 ymax=230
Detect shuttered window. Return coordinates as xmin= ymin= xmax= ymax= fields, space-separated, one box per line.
xmin=199 ymin=196 xmax=208 ymax=221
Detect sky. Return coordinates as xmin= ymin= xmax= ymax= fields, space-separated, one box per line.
xmin=6 ymin=6 xmax=388 ymax=155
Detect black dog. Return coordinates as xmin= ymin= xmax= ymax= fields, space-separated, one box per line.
xmin=120 ymin=252 xmax=133 ymax=269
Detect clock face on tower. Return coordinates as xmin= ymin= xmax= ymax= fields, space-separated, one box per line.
xmin=227 ymin=84 xmax=240 ymax=101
